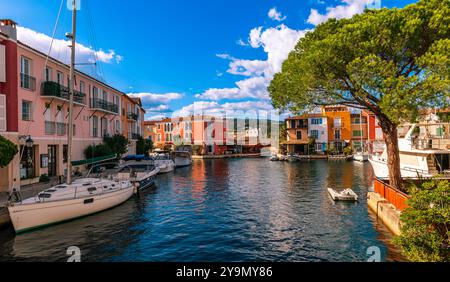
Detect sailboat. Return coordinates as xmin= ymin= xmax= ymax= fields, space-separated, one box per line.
xmin=7 ymin=0 xmax=135 ymax=234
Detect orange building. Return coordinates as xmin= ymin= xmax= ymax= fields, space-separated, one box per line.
xmin=322 ymin=106 xmax=351 ymax=153
xmin=143 ymin=121 xmax=157 ymax=143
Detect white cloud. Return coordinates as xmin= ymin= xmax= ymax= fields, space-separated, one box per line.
xmin=307 ymin=0 xmax=379 ymax=26
xmin=17 ymin=26 xmax=123 ymax=65
xmin=268 ymin=7 xmax=286 ymax=22
xmin=172 ymin=101 xmax=277 ymax=118
xmin=128 ymin=92 xmax=183 ymax=104
xmin=200 ymin=24 xmax=307 ymax=101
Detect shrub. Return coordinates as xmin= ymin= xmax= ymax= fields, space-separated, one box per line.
xmin=394 ymin=180 xmax=450 ymax=262
xmin=39 ymin=174 xmax=50 ymax=183
xmin=0 ymin=135 xmax=18 ymax=167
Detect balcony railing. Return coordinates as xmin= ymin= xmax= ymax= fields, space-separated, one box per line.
xmin=90 ymin=98 xmax=118 ymax=114
xmin=127 ymin=112 xmax=138 ymax=121
xmin=20 ymin=73 xmax=36 ymax=91
xmin=41 ymin=81 xmax=86 ymax=105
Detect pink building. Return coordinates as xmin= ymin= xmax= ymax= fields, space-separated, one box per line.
xmin=0 ymin=20 xmax=143 ymax=192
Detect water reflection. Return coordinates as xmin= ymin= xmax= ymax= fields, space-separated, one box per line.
xmin=0 ymin=159 xmax=404 ymax=262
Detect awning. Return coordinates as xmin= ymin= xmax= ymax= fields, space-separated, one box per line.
xmin=71 ymin=154 xmax=117 ymax=167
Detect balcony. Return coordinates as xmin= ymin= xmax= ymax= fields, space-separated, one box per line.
xmin=20 ymin=73 xmax=36 ymax=91
xmin=90 ymin=98 xmax=118 ymax=114
xmin=41 ymin=81 xmax=86 ymax=105
xmin=127 ymin=112 xmax=138 ymax=121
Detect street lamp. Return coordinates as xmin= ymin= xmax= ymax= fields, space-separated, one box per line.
xmin=25 ymin=136 xmax=34 ymax=148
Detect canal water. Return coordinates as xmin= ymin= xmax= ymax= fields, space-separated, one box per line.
xmin=0 ymin=159 xmax=404 ymax=262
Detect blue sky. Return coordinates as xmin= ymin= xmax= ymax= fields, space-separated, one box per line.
xmin=0 ymin=0 xmax=418 ymax=119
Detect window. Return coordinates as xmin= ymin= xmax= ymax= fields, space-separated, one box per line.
xmin=353 ymin=130 xmax=363 ymax=137
xmin=116 ymin=120 xmax=121 ymax=133
xmin=310 ymin=130 xmax=319 ymax=139
xmin=92 ymin=86 xmax=99 ymax=99
xmin=157 ymin=134 xmax=161 ymax=142
xmin=296 ymin=131 xmax=302 ymax=140
xmin=311 ymin=118 xmax=322 ymax=125
xmin=57 ymin=72 xmax=64 ymax=85
xmin=102 ymin=90 xmax=108 ymax=101
xmin=92 ymin=116 xmax=98 ymax=137
xmin=290 ymin=120 xmax=295 ymax=129
xmin=20 ymin=57 xmax=34 ymax=90
xmin=63 ymin=145 xmax=68 ymax=163
xmin=334 ymin=118 xmax=342 ymax=127
xmin=22 ymin=100 xmax=32 ymax=121
xmin=80 ymin=81 xmax=85 ymax=93
xmin=334 ymin=129 xmax=341 ymax=140
xmin=45 ymin=67 xmax=52 ymax=81
xmin=20 ymin=56 xmax=31 ymax=75
xmin=0 ymin=94 xmax=6 ymax=131
xmin=353 ymin=116 xmax=367 ymax=124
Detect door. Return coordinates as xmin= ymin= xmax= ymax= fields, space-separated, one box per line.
xmin=48 ymin=145 xmax=57 ymax=177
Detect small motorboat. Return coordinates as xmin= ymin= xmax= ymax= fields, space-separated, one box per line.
xmin=119 ymin=162 xmax=160 ymax=192
xmin=152 ymin=153 xmax=175 ymax=174
xmin=327 ymin=188 xmax=358 ymax=202
xmin=270 ymin=155 xmax=279 ymax=161
xmin=173 ymin=151 xmax=192 ymax=168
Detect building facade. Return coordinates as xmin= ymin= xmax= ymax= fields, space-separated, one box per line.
xmin=323 ymin=106 xmax=351 ymax=153
xmin=285 ymin=116 xmax=309 ymax=155
xmin=0 ymin=20 xmax=144 ymax=192
xmin=308 ymin=114 xmax=328 ymax=154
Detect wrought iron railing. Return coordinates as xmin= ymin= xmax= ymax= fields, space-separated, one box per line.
xmin=90 ymin=98 xmax=118 ymax=113
xmin=41 ymin=81 xmax=86 ymax=104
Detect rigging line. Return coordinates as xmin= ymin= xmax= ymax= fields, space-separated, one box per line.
xmin=85 ymin=0 xmax=105 ymax=81
xmin=15 ymin=0 xmax=66 ymax=190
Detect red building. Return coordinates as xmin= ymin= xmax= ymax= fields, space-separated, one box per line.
xmin=362 ymin=110 xmax=385 ymax=153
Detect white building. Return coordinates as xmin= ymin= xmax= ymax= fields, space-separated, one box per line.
xmin=308 ymin=115 xmax=328 ymax=153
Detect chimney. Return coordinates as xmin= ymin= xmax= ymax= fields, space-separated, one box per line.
xmin=0 ymin=19 xmax=17 ymax=40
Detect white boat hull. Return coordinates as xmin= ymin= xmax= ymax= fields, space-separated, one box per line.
xmin=154 ymin=160 xmax=175 ymax=173
xmin=368 ymin=158 xmax=434 ymax=179
xmin=353 ymin=153 xmax=369 ymax=162
xmin=7 ymin=187 xmax=134 ymax=233
xmin=174 ymin=156 xmax=192 ymax=168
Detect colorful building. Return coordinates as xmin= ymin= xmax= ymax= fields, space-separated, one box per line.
xmin=120 ymin=95 xmax=145 ymax=155
xmin=350 ymin=113 xmax=369 ymax=152
xmin=0 ymin=19 xmax=144 ymax=192
xmin=361 ymin=110 xmax=385 ymax=153
xmin=285 ymin=116 xmax=309 ymax=155
xmin=143 ymin=120 xmax=157 ymax=143
xmin=322 ymin=105 xmax=351 ymax=153
xmin=307 ymin=114 xmax=328 ymax=154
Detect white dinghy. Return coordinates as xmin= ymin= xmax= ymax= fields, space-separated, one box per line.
xmin=327 ymin=188 xmax=358 ymax=202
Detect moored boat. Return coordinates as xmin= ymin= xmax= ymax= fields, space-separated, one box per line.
xmin=369 ymin=120 xmax=450 ymax=180
xmin=8 ymin=177 xmax=134 ymax=233
xmin=173 ymin=151 xmax=193 ymax=168
xmin=327 ymin=188 xmax=358 ymax=201
xmin=119 ymin=162 xmax=160 ymax=191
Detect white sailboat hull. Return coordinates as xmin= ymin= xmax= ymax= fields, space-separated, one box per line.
xmin=7 ymin=187 xmax=134 ymax=233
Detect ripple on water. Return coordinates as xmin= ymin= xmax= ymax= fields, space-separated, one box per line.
xmin=0 ymin=159 xmax=405 ymax=262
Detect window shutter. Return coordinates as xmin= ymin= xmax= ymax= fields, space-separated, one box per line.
xmin=0 ymin=94 xmax=6 ymax=131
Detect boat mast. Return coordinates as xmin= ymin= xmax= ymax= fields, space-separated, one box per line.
xmin=67 ymin=0 xmax=77 ymax=185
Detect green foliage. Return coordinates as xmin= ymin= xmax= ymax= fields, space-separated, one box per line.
xmin=394 ymin=180 xmax=450 ymax=262
xmin=343 ymin=146 xmax=353 ymax=156
xmin=0 ymin=135 xmax=18 ymax=167
xmin=103 ymin=134 xmax=128 ymax=157
xmin=136 ymin=136 xmax=153 ymax=156
xmin=84 ymin=134 xmax=128 ymax=159
xmin=269 ymin=0 xmax=450 ymax=124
